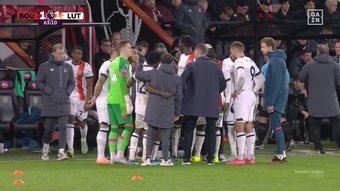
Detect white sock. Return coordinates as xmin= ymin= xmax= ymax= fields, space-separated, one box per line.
xmin=43 ymin=143 xmax=50 ymax=152
xmin=191 ymin=128 xmax=197 ymax=153
xmin=67 ymin=124 xmax=74 ymax=150
xmin=0 ymin=143 xmax=4 ymax=153
xmin=58 ymin=148 xmax=65 ymax=154
xmin=246 ymin=132 xmax=256 ymax=160
xmin=283 ymin=150 xmax=286 ymax=158
xmin=214 ymin=129 xmax=221 ymax=158
xmin=97 ymin=127 xmax=109 ymax=160
xmin=117 ymin=150 xmax=124 ymax=159
xmin=236 ymin=132 xmax=246 ymax=160
xmin=151 ymin=141 xmax=160 ymax=160
xmin=129 ymin=132 xmax=139 ymax=161
xmin=172 ymin=128 xmax=181 ymax=157
xmin=110 ymin=152 xmax=116 ymax=160
xmin=142 ymin=134 xmax=147 ymax=161
xmin=227 ymin=122 xmax=237 ymax=158
xmin=80 ymin=124 xmax=88 ymax=139
xmin=193 ymin=130 xmax=205 ymax=157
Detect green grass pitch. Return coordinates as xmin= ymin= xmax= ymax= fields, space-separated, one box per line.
xmin=1 ymin=143 xmax=340 ymax=191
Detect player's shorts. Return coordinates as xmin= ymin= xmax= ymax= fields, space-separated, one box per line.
xmin=216 ymin=112 xmax=224 ymax=128
xmin=70 ymin=98 xmax=88 ymax=121
xmin=135 ymin=113 xmax=148 ymax=129
xmin=233 ymin=90 xmax=257 ymax=122
xmin=96 ymin=98 xmax=110 ymax=124
xmin=224 ymin=98 xmax=234 ymax=122
xmin=108 ymin=104 xmax=133 ymax=126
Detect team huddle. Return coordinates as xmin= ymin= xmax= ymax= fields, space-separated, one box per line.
xmin=38 ymin=36 xmax=289 ymax=165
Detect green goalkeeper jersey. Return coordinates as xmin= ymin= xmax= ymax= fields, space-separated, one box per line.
xmin=107 ymin=56 xmax=131 ymax=105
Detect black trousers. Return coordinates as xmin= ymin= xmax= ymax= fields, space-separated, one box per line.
xmin=182 ymin=115 xmax=217 ymax=163
xmin=310 ymin=114 xmax=340 ymax=150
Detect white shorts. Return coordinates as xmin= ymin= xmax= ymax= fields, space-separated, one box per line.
xmin=224 ymin=98 xmax=234 ymax=122
xmin=216 ymin=113 xmax=224 ymax=128
xmin=233 ymin=91 xmax=256 ymax=122
xmin=135 ymin=113 xmax=148 ymax=129
xmin=96 ymin=98 xmax=110 ymax=124
xmin=70 ymin=98 xmax=88 ymax=121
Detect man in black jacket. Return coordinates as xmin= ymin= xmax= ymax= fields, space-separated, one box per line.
xmin=181 ymin=43 xmax=226 ymax=165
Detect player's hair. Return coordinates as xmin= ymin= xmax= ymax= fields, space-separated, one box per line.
xmin=153 ymin=42 xmax=167 ymax=51
xmin=180 ymin=35 xmax=194 ymax=48
xmin=136 ymin=40 xmax=149 ymax=51
xmin=230 ymin=41 xmax=245 ymax=52
xmin=194 ymin=43 xmax=208 ymax=55
xmin=71 ymin=46 xmax=83 ymax=53
xmin=301 ymin=48 xmax=312 ymax=55
xmin=52 ymin=43 xmax=64 ymax=52
xmin=161 ymin=53 xmax=174 ymax=64
xmin=317 ymin=44 xmax=329 ymax=55
xmin=116 ymin=40 xmax=130 ymax=52
xmin=260 ymin=37 xmax=277 ymax=51
xmin=145 ymin=51 xmax=162 ymax=66
xmin=100 ymin=38 xmax=111 ymax=45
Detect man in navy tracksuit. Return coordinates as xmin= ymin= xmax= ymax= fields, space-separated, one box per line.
xmin=260 ymin=37 xmax=289 ymax=163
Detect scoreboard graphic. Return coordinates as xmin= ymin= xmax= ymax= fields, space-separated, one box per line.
xmin=17 ymin=10 xmax=84 ymax=26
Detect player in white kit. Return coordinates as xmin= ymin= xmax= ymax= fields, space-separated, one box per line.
xmin=65 ymin=46 xmax=94 ymax=158
xmin=222 ymin=57 xmax=237 ymax=161
xmin=88 ymin=48 xmax=118 ymax=164
xmin=226 ymin=41 xmax=264 ymax=165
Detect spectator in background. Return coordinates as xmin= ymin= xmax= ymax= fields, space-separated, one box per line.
xmin=169 ymin=0 xmax=182 ymax=16
xmin=142 ymin=0 xmax=175 ymax=35
xmin=289 ymin=39 xmax=317 ymax=62
xmin=293 ymin=0 xmax=316 ymax=20
xmin=207 ymin=0 xmax=234 ymax=20
xmin=153 ymin=42 xmax=168 ymax=53
xmin=169 ymin=0 xmax=183 ymax=36
xmin=231 ymin=0 xmax=254 ymax=22
xmin=257 ymin=0 xmax=273 ymax=21
xmin=323 ymin=0 xmax=340 ymax=20
xmin=274 ymin=0 xmax=293 ymax=21
xmin=112 ymin=31 xmax=122 ymax=48
xmin=93 ymin=39 xmax=112 ymax=76
xmin=289 ymin=49 xmax=313 ymax=77
xmin=176 ymin=0 xmax=208 ymax=44
xmin=298 ymin=44 xmax=340 ymax=154
xmin=333 ymin=40 xmax=340 ymax=64
xmin=37 ymin=43 xmax=75 ymax=161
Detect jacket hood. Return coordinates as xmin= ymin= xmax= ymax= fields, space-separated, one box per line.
xmin=269 ymin=49 xmax=287 ymax=61
xmin=159 ymin=63 xmax=175 ymax=74
xmin=48 ymin=54 xmax=64 ymax=65
xmin=314 ymin=54 xmax=333 ymax=64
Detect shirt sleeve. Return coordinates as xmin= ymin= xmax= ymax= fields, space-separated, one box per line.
xmin=85 ymin=63 xmax=94 ymax=78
